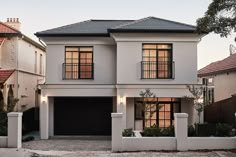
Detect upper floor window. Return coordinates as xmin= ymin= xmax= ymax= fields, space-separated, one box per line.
xmin=39 ymin=54 xmax=43 ymax=75
xmin=141 ymin=44 xmax=173 ymax=79
xmin=63 ymin=47 xmax=93 ymax=79
xmin=35 ymin=51 xmax=37 ymax=73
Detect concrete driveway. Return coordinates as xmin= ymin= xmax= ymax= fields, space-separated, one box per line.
xmin=22 ymin=136 xmax=111 ymax=151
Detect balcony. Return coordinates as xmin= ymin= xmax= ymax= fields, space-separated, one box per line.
xmin=141 ymin=61 xmax=175 ymax=79
xmin=62 ymin=63 xmax=94 ymax=80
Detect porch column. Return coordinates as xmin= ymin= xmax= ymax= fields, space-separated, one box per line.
xmin=116 ymin=94 xmax=126 ymax=129
xmin=40 ymin=95 xmax=49 ymax=139
xmin=175 ymin=113 xmax=188 ymax=151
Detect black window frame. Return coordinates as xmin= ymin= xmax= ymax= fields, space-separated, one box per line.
xmin=134 ymin=98 xmax=181 ymax=128
xmin=63 ymin=46 xmax=94 ymax=80
xmin=141 ymin=43 xmax=174 ymax=79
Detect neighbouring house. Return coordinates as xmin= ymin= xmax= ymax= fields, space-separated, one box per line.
xmin=0 ymin=18 xmax=46 ymax=112
xmin=198 ymin=52 xmax=236 ymax=102
xmin=35 ymin=16 xmax=205 ymax=139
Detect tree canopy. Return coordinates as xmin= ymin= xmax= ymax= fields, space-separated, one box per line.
xmin=197 ymin=0 xmax=236 ymax=37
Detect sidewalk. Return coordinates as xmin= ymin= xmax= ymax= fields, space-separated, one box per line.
xmin=1 ymin=148 xmax=236 ymax=157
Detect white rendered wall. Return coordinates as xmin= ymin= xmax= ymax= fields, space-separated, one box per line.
xmin=214 ymin=72 xmax=236 ymax=101
xmin=113 ymin=33 xmax=199 ymax=85
xmin=0 ymin=37 xmax=18 ymax=69
xmin=18 ymin=39 xmax=45 ymax=75
xmin=43 ymin=37 xmax=116 ymax=84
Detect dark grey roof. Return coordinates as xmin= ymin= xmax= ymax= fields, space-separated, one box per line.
xmin=109 ymin=17 xmax=196 ymax=33
xmin=35 ymin=20 xmax=134 ymax=37
xmin=35 ymin=17 xmax=197 ymax=37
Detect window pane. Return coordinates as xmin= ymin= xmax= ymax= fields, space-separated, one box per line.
xmin=73 ymin=52 xmax=79 ymax=59
xmin=80 ymin=47 xmax=93 ymax=51
xmin=143 ymin=44 xmax=156 ymax=49
xmin=151 ymin=120 xmax=156 ymax=126
xmin=165 ymin=112 xmax=171 ymax=119
xmin=150 ymin=50 xmax=156 ymax=57
xmin=157 ymin=44 xmax=171 ymax=49
xmin=159 ymin=112 xmax=164 ymax=119
xmin=145 ymin=120 xmax=151 ymax=127
xmin=158 ymin=98 xmax=172 ymax=102
xmin=165 ymin=120 xmax=171 ymax=127
xmin=165 ymin=104 xmax=171 ymax=111
xmin=66 ymin=52 xmax=72 ymax=58
xmin=159 ymin=120 xmax=165 ymax=127
xmin=66 ymin=47 xmax=79 ymax=52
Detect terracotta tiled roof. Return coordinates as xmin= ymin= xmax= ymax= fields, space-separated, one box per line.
xmin=0 ymin=22 xmax=20 ymax=34
xmin=198 ymin=53 xmax=236 ymax=76
xmin=0 ymin=70 xmax=15 ymax=84
xmin=0 ymin=37 xmax=4 ymax=45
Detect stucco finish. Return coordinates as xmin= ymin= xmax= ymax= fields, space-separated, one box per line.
xmin=0 ymin=36 xmax=45 ymax=111
xmin=214 ymin=72 xmax=236 ymax=101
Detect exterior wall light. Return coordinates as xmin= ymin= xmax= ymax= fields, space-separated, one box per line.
xmin=41 ymin=95 xmax=47 ymax=102
xmin=120 ymin=96 xmax=124 ymax=104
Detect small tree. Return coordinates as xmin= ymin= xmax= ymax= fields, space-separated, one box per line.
xmin=7 ymin=85 xmax=18 ymax=112
xmin=136 ymin=89 xmax=162 ymax=126
xmin=0 ymin=87 xmax=4 ymax=112
xmin=186 ymin=85 xmax=209 ymax=124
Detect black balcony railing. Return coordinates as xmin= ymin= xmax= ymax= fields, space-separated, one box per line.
xmin=62 ymin=63 xmax=94 ymax=80
xmin=141 ymin=61 xmax=175 ymax=79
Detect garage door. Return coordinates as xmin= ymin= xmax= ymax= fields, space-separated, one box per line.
xmin=54 ymin=97 xmax=113 ymax=135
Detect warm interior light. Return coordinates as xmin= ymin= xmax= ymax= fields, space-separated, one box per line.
xmin=41 ymin=95 xmax=47 ymax=102
xmin=120 ymin=96 xmax=123 ymax=104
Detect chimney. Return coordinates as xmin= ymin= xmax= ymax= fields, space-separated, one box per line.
xmin=5 ymin=18 xmax=21 ymax=31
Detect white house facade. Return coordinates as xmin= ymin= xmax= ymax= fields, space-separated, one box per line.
xmin=0 ymin=18 xmax=46 ymax=112
xmin=36 ymin=17 xmax=204 ymax=139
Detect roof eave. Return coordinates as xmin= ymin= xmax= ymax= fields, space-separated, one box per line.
xmin=108 ymin=29 xmax=197 ymax=33
xmin=198 ymin=68 xmax=236 ymax=77
xmin=35 ymin=33 xmax=110 ymax=37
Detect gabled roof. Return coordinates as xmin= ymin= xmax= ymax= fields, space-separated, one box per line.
xmin=0 ymin=22 xmax=20 ymax=34
xmin=198 ymin=53 xmax=236 ymax=77
xmin=0 ymin=70 xmax=15 ymax=84
xmin=0 ymin=22 xmax=45 ymax=51
xmin=35 ymin=16 xmax=198 ymax=37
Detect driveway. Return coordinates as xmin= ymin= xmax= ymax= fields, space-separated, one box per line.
xmin=22 ymin=136 xmax=111 ymax=151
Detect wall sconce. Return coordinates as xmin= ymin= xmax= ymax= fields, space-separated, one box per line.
xmin=41 ymin=95 xmax=47 ymax=102
xmin=120 ymin=96 xmax=124 ymax=104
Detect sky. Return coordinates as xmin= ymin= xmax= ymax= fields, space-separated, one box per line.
xmin=1 ymin=0 xmax=235 ymax=69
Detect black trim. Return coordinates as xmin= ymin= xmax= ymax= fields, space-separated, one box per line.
xmin=35 ymin=33 xmax=110 ymax=37
xmin=108 ymin=29 xmax=197 ymax=33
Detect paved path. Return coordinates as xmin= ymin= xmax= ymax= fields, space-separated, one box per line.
xmin=1 ymin=149 xmax=236 ymax=157
xmin=23 ymin=137 xmax=111 ymax=151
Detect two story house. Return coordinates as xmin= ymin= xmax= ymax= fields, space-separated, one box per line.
xmin=36 ymin=17 xmax=205 ymax=139
xmin=0 ymin=18 xmax=46 ymax=112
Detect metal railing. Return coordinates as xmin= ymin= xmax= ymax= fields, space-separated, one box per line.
xmin=141 ymin=61 xmax=175 ymax=79
xmin=62 ymin=63 xmax=94 ymax=80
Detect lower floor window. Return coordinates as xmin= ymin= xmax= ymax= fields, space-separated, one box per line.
xmin=135 ymin=98 xmax=181 ymax=128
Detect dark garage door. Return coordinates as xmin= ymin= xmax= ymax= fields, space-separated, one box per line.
xmin=54 ymin=97 xmax=113 ymax=135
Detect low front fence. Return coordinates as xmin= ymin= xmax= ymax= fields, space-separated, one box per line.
xmin=111 ymin=113 xmax=236 ymax=152
xmin=0 ymin=112 xmax=23 ymax=148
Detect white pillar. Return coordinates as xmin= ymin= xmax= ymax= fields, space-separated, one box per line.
xmin=7 ymin=112 xmax=23 ymax=148
xmin=117 ymin=94 xmax=126 ymax=129
xmin=174 ymin=113 xmax=188 ymax=151
xmin=40 ymin=97 xmax=49 ymax=139
xmin=111 ymin=113 xmax=123 ymax=152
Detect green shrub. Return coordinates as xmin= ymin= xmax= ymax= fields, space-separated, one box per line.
xmin=0 ymin=112 xmax=8 ymax=136
xmin=188 ymin=125 xmax=196 ymax=137
xmin=142 ymin=125 xmax=175 ymax=137
xmin=216 ymin=123 xmax=233 ymax=137
xmin=161 ymin=125 xmax=175 ymax=136
xmin=122 ymin=128 xmax=135 ymax=137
